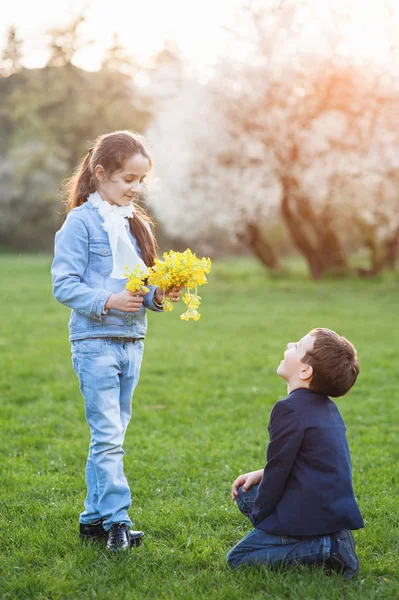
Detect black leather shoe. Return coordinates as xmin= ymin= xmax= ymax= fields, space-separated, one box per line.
xmin=80 ymin=519 xmax=145 ymax=548
xmin=326 ymin=530 xmax=360 ymax=580
xmin=127 ymin=529 xmax=145 ymax=547
xmin=80 ymin=519 xmax=107 ymax=541
xmin=107 ymin=522 xmax=131 ymax=551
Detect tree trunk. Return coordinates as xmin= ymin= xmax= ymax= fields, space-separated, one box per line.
xmin=281 ymin=177 xmax=324 ymax=278
xmin=385 ymin=226 xmax=399 ymax=270
xmin=318 ymin=199 xmax=348 ymax=272
xmin=281 ymin=175 xmax=348 ymax=278
xmin=358 ymin=226 xmax=399 ymax=276
xmin=238 ymin=222 xmax=281 ymax=271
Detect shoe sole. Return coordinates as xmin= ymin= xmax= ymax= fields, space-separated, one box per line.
xmin=107 ymin=544 xmax=130 ymax=552
xmin=80 ymin=533 xmax=144 ymax=548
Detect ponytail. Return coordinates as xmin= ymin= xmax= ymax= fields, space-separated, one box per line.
xmin=62 ymin=150 xmax=96 ymax=213
xmin=128 ymin=205 xmax=158 ymax=268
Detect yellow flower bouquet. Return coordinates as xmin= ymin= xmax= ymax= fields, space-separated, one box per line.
xmin=125 ymin=249 xmax=211 ymax=321
xmin=149 ymin=249 xmax=211 ymax=321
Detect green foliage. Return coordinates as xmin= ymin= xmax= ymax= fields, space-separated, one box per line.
xmin=9 ymin=64 xmax=150 ymax=169
xmin=0 ymin=255 xmax=398 ymax=599
xmin=0 ymin=37 xmax=151 ymax=251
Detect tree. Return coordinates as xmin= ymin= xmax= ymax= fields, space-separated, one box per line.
xmin=1 ymin=26 xmax=23 ymax=77
xmin=147 ymin=0 xmax=399 ymax=277
xmin=46 ymin=15 xmax=89 ymax=68
xmin=147 ymin=76 xmax=282 ymax=269
xmin=0 ymin=142 xmax=67 ymax=251
xmin=0 ymin=27 xmax=152 ymax=250
xmin=102 ymin=33 xmax=136 ymax=75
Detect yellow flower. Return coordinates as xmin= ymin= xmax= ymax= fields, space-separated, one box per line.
xmin=180 ymin=307 xmax=201 ymax=321
xmin=148 ymin=249 xmax=211 ymax=322
xmin=162 ymin=297 xmax=174 ymax=312
xmin=124 ymin=264 xmax=149 ymax=294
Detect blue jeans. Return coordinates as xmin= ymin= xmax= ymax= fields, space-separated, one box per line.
xmin=227 ymin=485 xmax=331 ymax=569
xmin=71 ymin=337 xmax=144 ymax=530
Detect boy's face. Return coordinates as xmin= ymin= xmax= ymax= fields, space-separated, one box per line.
xmin=277 ymin=333 xmax=315 ymax=384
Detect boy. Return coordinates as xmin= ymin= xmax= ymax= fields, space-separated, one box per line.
xmin=227 ymin=328 xmax=364 ymax=579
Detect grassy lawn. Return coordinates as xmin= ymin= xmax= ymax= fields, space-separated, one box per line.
xmin=0 ymin=253 xmax=398 ymax=599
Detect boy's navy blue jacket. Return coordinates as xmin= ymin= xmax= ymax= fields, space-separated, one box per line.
xmin=250 ymin=387 xmax=364 ymax=536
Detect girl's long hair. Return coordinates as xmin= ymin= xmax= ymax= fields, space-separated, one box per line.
xmin=61 ymin=130 xmax=157 ymax=267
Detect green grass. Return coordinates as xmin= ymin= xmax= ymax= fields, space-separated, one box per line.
xmin=0 ymin=253 xmax=398 ymax=599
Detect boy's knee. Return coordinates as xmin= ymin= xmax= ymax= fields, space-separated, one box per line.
xmin=235 ymin=485 xmax=247 ymax=506
xmin=235 ymin=485 xmax=256 ymax=518
xmin=236 ymin=485 xmax=245 ymax=497
xmin=237 ymin=484 xmax=258 ymax=502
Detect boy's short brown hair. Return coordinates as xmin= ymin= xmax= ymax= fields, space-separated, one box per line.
xmin=302 ymin=328 xmax=359 ymax=398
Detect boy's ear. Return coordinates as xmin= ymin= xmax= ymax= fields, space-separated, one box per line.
xmin=299 ymin=363 xmax=313 ymax=382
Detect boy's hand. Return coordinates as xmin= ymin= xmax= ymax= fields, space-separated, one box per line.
xmin=105 ymin=289 xmax=148 ymax=313
xmin=231 ymin=469 xmax=264 ymax=500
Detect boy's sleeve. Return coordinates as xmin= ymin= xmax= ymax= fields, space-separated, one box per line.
xmin=51 ymin=212 xmax=111 ymax=320
xmin=250 ymin=400 xmax=304 ymax=527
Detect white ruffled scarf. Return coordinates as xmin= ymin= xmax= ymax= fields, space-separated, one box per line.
xmin=88 ymin=191 xmax=149 ymax=279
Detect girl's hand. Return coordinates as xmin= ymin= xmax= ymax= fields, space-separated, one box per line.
xmin=155 ymin=286 xmax=183 ymax=305
xmin=231 ymin=469 xmax=264 ymax=500
xmin=105 ymin=289 xmax=148 ymax=313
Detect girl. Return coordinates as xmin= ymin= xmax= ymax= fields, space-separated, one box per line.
xmin=51 ymin=130 xmax=181 ymax=551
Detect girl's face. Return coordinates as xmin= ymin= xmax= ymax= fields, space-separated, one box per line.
xmin=95 ymin=153 xmax=150 ymax=207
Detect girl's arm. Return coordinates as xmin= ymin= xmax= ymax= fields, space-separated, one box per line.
xmin=51 ymin=211 xmax=111 ymax=320
xmin=144 ymin=286 xmax=183 ymax=312
xmin=143 ymin=285 xmax=164 ymax=312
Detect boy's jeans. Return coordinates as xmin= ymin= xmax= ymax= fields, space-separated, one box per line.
xmin=227 ymin=485 xmax=331 ymax=568
xmin=71 ymin=337 xmax=144 ymax=531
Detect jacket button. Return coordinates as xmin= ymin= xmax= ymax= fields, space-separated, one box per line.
xmin=102 ymin=249 xmax=107 ymax=255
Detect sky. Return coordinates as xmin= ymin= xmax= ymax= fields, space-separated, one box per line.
xmin=0 ymin=0 xmax=244 ymax=72
xmin=1 ymin=0 xmax=398 ymax=73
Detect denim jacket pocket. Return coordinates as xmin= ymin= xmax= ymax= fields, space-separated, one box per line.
xmin=89 ymin=240 xmax=113 ymax=276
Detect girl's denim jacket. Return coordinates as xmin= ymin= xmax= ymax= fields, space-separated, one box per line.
xmin=51 ymin=202 xmax=163 ymax=341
